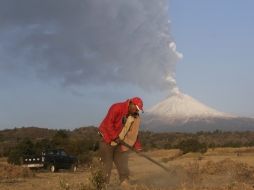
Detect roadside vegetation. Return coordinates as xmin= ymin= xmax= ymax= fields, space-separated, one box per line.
xmin=2 ymin=127 xmax=254 ymax=166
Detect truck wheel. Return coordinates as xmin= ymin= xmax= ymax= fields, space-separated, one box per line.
xmin=49 ymin=164 xmax=56 ymax=173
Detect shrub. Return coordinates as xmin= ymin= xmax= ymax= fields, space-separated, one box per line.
xmin=7 ymin=149 xmax=22 ymax=165
xmin=77 ymin=151 xmax=94 ymax=165
xmin=88 ymin=158 xmax=107 ymax=190
xmin=7 ymin=138 xmax=36 ymax=165
xmin=176 ymin=138 xmax=207 ymax=154
xmin=52 ymin=130 xmax=70 ymax=147
xmin=0 ymin=163 xmax=35 ymax=181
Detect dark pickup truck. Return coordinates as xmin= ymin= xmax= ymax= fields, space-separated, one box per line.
xmin=22 ymin=149 xmax=78 ymax=172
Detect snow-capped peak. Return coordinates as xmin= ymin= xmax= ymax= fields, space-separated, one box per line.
xmin=147 ymin=91 xmax=233 ymax=119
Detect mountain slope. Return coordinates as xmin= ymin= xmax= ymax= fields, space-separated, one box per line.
xmin=143 ymin=91 xmax=254 ymax=132
xmin=148 ymin=92 xmax=233 ymax=119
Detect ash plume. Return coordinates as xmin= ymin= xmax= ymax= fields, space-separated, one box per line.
xmin=0 ymin=0 xmax=182 ymax=91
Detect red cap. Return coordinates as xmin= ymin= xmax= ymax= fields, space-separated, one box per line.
xmin=131 ymin=97 xmax=144 ymax=113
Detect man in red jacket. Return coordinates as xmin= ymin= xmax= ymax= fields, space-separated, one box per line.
xmin=98 ymin=97 xmax=143 ymax=186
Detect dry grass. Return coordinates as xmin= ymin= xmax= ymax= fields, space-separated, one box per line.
xmin=144 ymin=149 xmax=181 ymax=158
xmin=180 ymin=158 xmax=254 ymax=190
xmin=1 ymin=147 xmax=254 ymax=190
xmin=176 ymin=183 xmax=254 ymax=190
xmin=161 ymin=150 xmax=183 ymax=163
xmin=0 ymin=163 xmax=35 ymax=183
xmin=59 ymin=178 xmax=87 ymax=190
xmin=201 ymin=158 xmax=254 ymax=183
xmin=205 ymin=147 xmax=254 ymax=155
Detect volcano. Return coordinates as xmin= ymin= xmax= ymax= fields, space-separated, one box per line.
xmin=143 ymin=90 xmax=254 ymax=132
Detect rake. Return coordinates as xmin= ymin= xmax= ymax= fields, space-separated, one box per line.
xmin=119 ymin=140 xmax=173 ymax=175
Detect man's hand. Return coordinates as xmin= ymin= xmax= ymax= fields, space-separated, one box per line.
xmin=110 ymin=137 xmax=121 ymax=146
xmin=131 ymin=112 xmax=139 ymax=118
xmin=114 ymin=137 xmax=121 ymax=144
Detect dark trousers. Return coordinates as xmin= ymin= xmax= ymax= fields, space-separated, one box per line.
xmin=99 ymin=141 xmax=129 ymax=183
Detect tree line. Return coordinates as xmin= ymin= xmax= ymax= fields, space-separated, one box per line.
xmin=2 ymin=127 xmax=254 ymax=165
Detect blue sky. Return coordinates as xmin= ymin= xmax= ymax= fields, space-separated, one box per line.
xmin=0 ymin=0 xmax=254 ymax=130
xmin=170 ymin=0 xmax=254 ymax=117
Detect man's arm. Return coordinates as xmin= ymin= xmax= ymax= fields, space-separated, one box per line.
xmin=99 ymin=106 xmax=121 ymax=144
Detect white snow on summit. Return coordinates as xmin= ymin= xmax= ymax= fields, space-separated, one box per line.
xmin=147 ymin=90 xmax=234 ymax=120
xmin=143 ymin=89 xmax=254 ymax=132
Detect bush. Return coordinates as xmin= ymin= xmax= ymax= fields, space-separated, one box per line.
xmin=7 ymin=138 xmax=36 ymax=165
xmin=0 ymin=163 xmax=35 ymax=181
xmin=176 ymin=138 xmax=207 ymax=154
xmin=52 ymin=130 xmax=70 ymax=147
xmin=88 ymin=159 xmax=106 ymax=190
xmin=7 ymin=149 xmax=22 ymax=165
xmin=34 ymin=139 xmax=55 ymax=154
xmin=77 ymin=151 xmax=94 ymax=165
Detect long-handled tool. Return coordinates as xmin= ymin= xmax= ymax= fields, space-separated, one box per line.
xmin=119 ymin=140 xmax=173 ymax=175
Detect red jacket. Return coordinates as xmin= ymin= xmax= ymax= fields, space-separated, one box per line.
xmin=98 ymin=99 xmax=142 ymax=150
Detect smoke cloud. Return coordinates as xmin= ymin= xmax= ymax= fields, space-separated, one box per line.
xmin=0 ymin=0 xmax=182 ymax=91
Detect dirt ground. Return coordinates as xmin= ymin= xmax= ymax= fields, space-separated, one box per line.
xmin=1 ymin=147 xmax=254 ymax=190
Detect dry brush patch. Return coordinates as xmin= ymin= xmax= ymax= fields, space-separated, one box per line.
xmin=205 ymin=147 xmax=254 ymax=156
xmin=201 ymin=158 xmax=254 ymax=183
xmin=178 ymin=183 xmax=254 ymax=190
xmin=59 ymin=177 xmax=87 ymax=190
xmin=182 ymin=158 xmax=254 ymax=190
xmin=0 ymin=163 xmax=35 ymax=183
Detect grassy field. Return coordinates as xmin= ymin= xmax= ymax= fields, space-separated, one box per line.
xmin=1 ymin=147 xmax=254 ymax=190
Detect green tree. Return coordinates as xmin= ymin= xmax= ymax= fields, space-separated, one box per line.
xmin=52 ymin=130 xmax=70 ymax=147
xmin=35 ymin=138 xmax=55 ymax=154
